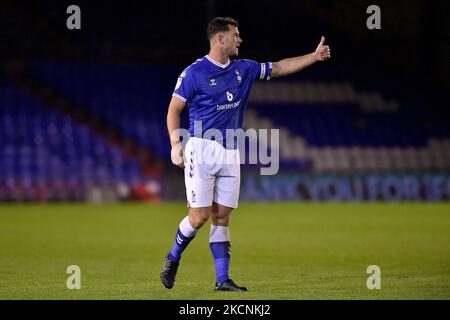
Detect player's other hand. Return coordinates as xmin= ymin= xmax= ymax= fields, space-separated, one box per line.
xmin=314 ymin=36 xmax=331 ymax=61
xmin=171 ymin=143 xmax=185 ymax=168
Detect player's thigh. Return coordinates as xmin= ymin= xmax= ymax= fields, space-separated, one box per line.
xmin=184 ymin=139 xmax=216 ymax=208
xmin=214 ymin=175 xmax=240 ymax=209
xmin=185 ymin=172 xmax=214 ymax=208
xmin=214 ymin=153 xmax=240 ymax=209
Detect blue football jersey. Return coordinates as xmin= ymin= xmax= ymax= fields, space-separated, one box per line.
xmin=172 ymin=55 xmax=272 ymax=148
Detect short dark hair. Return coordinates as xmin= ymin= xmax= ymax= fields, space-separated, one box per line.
xmin=207 ymin=17 xmax=238 ymax=40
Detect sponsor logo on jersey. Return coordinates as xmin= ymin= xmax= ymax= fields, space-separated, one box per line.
xmin=216 ymin=100 xmax=241 ymax=111
xmin=209 ymin=78 xmax=217 ymax=86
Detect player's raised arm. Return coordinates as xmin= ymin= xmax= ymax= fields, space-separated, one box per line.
xmin=271 ymin=36 xmax=331 ymax=78
xmin=167 ymin=96 xmax=187 ymax=168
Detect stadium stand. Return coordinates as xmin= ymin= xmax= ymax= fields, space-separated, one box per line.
xmin=24 ymin=61 xmax=450 ymax=174
xmin=1 ymin=60 xmax=448 ymax=202
xmin=247 ymin=81 xmax=450 ymax=173
xmin=0 ymin=76 xmax=161 ymax=202
xmin=27 ymin=61 xmax=180 ymax=160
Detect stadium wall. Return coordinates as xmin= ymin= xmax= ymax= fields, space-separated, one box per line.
xmin=240 ymin=173 xmax=450 ymax=202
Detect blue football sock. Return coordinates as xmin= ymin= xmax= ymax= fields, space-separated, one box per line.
xmin=210 ymin=241 xmax=231 ymax=283
xmin=210 ymin=225 xmax=231 ymax=284
xmin=168 ymin=216 xmax=197 ymax=262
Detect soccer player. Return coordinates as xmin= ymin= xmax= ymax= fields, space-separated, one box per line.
xmin=161 ymin=17 xmax=331 ymax=291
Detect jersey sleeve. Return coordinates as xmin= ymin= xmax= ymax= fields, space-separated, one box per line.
xmin=246 ymin=60 xmax=272 ymax=81
xmin=172 ymin=68 xmax=195 ymax=103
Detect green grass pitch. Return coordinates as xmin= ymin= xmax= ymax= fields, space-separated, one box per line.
xmin=0 ymin=203 xmax=449 ymax=300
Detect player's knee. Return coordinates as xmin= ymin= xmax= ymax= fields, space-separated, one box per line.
xmin=211 ymin=216 xmax=229 ymax=226
xmin=189 ymin=217 xmax=207 ymax=229
xmin=211 ymin=211 xmax=231 ymax=225
xmin=188 ymin=208 xmax=211 ymax=229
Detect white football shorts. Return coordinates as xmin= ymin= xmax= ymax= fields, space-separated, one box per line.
xmin=184 ymin=137 xmax=240 ymax=208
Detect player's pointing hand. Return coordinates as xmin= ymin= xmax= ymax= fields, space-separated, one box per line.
xmin=314 ymin=36 xmax=331 ymax=61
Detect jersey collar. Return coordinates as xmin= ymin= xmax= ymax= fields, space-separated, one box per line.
xmin=205 ymin=55 xmax=230 ymax=69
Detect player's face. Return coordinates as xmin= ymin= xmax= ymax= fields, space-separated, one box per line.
xmin=222 ymin=26 xmax=242 ymax=58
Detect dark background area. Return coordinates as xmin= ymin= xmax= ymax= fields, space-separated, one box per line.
xmin=1 ymin=0 xmax=449 ymax=90
xmin=0 ymin=0 xmax=449 ymax=203
xmin=0 ymin=2 xmax=449 ymax=301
